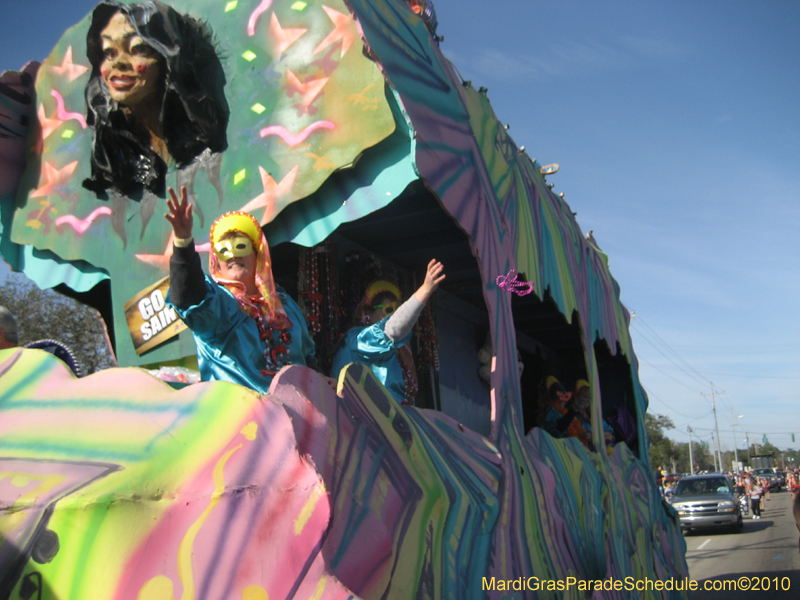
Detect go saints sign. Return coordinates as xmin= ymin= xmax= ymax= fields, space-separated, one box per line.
xmin=124 ymin=276 xmax=187 ymax=355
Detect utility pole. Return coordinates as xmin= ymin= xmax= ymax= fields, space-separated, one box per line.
xmin=745 ymin=432 xmax=751 ymax=464
xmin=702 ymin=384 xmax=724 ymax=473
xmin=731 ymin=412 xmax=743 ymax=473
xmin=711 ymin=431 xmax=718 ymax=472
xmin=687 ymin=426 xmax=695 ymax=474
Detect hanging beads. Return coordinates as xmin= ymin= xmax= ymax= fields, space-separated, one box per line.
xmin=299 ymin=247 xmax=322 ymax=335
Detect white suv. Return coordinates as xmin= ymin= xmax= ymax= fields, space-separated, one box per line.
xmin=671 ymin=474 xmax=743 ymax=533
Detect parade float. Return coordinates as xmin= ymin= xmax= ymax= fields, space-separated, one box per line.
xmin=0 ymin=1 xmax=689 ymax=598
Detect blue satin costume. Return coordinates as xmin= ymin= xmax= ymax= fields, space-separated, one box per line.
xmin=170 ymin=276 xmax=315 ymax=395
xmin=331 ymin=317 xmax=413 ymax=404
xmin=577 ymin=414 xmax=617 ymax=443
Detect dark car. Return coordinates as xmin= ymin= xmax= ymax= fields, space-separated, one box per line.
xmin=774 ymin=469 xmax=787 ymax=487
xmin=751 ymin=467 xmax=780 ymax=491
xmin=671 ymin=474 xmax=743 ymax=533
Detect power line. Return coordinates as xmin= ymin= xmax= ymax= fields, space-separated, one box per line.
xmin=637 ymin=355 xmax=706 ymax=394
xmin=631 ymin=312 xmax=712 ymax=386
xmin=657 ymin=344 xmax=796 ymax=352
xmin=642 ymin=384 xmax=709 ymax=420
xmin=630 ymin=311 xmax=798 ymax=449
xmin=681 ymin=410 xmax=714 ymax=426
xmin=633 ymin=360 xmax=800 ymax=381
xmin=686 ymin=371 xmax=800 ymax=380
xmin=689 ymin=426 xmax=798 ymax=436
xmin=632 ymin=327 xmax=710 ymax=390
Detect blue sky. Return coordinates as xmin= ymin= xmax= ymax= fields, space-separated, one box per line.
xmin=2 ymin=1 xmax=798 ymax=455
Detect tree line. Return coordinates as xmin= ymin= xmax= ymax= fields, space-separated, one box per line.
xmin=647 ymin=412 xmax=799 ymax=473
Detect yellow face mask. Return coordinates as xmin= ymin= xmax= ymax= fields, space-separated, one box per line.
xmin=373 ymin=300 xmax=399 ymax=316
xmin=213 ymin=236 xmax=254 ymax=261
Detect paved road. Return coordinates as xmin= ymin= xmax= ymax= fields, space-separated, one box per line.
xmin=685 ymin=489 xmax=800 ymax=599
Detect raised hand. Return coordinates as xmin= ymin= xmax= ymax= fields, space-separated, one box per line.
xmin=164 ymin=186 xmax=193 ymax=240
xmin=414 ymin=259 xmax=446 ymax=304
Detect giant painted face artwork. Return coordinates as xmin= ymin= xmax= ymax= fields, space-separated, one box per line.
xmin=99 ymin=12 xmax=162 ymax=107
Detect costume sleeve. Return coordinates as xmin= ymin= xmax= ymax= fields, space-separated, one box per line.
xmin=541 ymin=406 xmax=578 ymax=438
xmin=169 ymin=242 xmax=208 ymax=309
xmin=556 ymin=409 xmax=578 ymax=432
xmin=383 ymin=296 xmax=424 ymax=341
xmin=351 ymin=317 xmax=413 ymax=363
xmin=168 ymin=275 xmax=245 ymax=343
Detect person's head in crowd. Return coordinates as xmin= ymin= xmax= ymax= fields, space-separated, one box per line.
xmin=0 ymin=306 xmax=19 ymax=349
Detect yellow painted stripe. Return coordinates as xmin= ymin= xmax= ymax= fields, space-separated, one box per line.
xmin=178 ymin=443 xmax=242 ymax=600
xmin=294 ymin=482 xmax=326 ymax=535
xmin=309 ymin=576 xmax=328 ymax=600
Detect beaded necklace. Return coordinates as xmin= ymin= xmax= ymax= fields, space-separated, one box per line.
xmin=496 ymin=269 xmax=535 ymax=296
xmin=249 ymin=295 xmax=293 ymax=377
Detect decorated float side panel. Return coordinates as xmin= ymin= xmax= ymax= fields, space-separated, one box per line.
xmin=347 ymin=0 xmax=686 ymax=593
xmin=0 ymin=350 xmax=358 ymax=599
xmin=1 ymin=350 xmax=686 ymax=598
xmin=435 ymin=294 xmax=492 ymax=438
xmin=1 ymin=350 xmax=502 ymax=599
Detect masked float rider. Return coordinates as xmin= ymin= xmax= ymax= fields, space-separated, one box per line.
xmin=540 ymin=376 xmax=590 ymax=448
xmin=331 ymin=260 xmax=445 ymax=406
xmin=166 ymin=186 xmax=315 ymax=394
xmin=572 ymin=379 xmax=616 ymax=447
